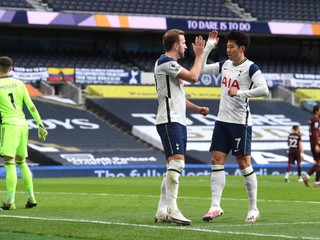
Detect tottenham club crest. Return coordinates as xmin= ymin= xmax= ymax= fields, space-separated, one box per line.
xmin=176 ymin=143 xmax=180 ymax=150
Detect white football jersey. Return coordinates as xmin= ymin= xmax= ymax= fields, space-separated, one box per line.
xmin=202 ymin=58 xmax=269 ymax=126
xmin=154 ymin=55 xmax=186 ymax=125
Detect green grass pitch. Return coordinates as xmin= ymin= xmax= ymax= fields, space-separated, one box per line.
xmin=0 ymin=175 xmax=319 ymax=240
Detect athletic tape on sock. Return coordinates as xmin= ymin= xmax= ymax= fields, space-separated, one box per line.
xmin=167 ymin=160 xmax=185 ymax=174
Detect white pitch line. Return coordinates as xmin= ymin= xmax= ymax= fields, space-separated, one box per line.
xmin=7 ymin=191 xmax=320 ymax=205
xmin=211 ymin=221 xmax=320 ymax=227
xmin=1 ymin=215 xmax=319 ymax=240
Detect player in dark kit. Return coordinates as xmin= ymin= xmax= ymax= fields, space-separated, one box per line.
xmin=303 ymin=105 xmax=320 ymax=188
xmin=284 ymin=125 xmax=304 ymax=182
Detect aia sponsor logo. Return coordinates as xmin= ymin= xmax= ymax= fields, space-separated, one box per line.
xmin=222 ymin=76 xmax=239 ymax=89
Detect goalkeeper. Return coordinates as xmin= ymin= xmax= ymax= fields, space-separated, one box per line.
xmin=0 ymin=56 xmax=48 ymax=210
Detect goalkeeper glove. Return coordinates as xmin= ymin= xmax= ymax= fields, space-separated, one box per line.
xmin=38 ymin=125 xmax=48 ymax=141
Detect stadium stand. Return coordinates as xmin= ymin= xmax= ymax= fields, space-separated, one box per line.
xmin=0 ymin=0 xmax=33 ymax=9
xmin=40 ymin=0 xmax=320 ymax=22
xmin=42 ymin=0 xmax=240 ymax=19
xmin=233 ymin=0 xmax=320 ymax=22
xmin=0 ymin=48 xmax=126 ymax=69
xmin=2 ymin=44 xmax=318 ymax=74
xmin=1 ymin=0 xmax=320 ymax=74
xmin=85 ymin=96 xmax=314 ymax=165
xmin=24 ymin=98 xmax=166 ymax=166
xmin=0 ymin=1 xmax=319 ymax=178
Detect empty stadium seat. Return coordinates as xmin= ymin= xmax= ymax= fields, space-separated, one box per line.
xmin=3 ymin=46 xmax=319 ymax=74
xmin=233 ymin=0 xmax=320 ymax=22
xmin=41 ymin=0 xmax=242 ymax=19
xmin=0 ymin=0 xmax=33 ymax=9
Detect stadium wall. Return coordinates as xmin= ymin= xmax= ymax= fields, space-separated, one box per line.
xmin=0 ymin=163 xmax=312 ymax=178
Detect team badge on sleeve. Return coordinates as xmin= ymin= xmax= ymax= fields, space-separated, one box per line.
xmin=169 ymin=62 xmax=182 ymax=72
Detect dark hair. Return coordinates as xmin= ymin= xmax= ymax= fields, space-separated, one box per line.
xmin=0 ymin=56 xmax=12 ymax=73
xmin=226 ymin=30 xmax=250 ymax=51
xmin=162 ymin=29 xmax=185 ymax=52
xmin=313 ymin=104 xmax=320 ymax=114
xmin=292 ymin=125 xmax=299 ymax=131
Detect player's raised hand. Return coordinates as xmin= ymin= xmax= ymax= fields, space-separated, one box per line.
xmin=207 ymin=30 xmax=219 ymax=48
xmin=199 ymin=107 xmax=210 ymax=116
xmin=192 ymin=35 xmax=205 ymax=57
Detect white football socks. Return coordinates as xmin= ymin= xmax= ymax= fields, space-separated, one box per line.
xmin=156 ymin=175 xmax=167 ymax=215
xmin=241 ymin=165 xmax=258 ymax=211
xmin=166 ymin=160 xmax=184 ymax=213
xmin=209 ymin=165 xmax=225 ymax=211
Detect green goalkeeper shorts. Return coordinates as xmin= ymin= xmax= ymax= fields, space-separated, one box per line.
xmin=0 ymin=124 xmax=28 ymax=158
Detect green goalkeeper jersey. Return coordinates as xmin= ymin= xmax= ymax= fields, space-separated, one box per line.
xmin=0 ymin=76 xmax=42 ymax=126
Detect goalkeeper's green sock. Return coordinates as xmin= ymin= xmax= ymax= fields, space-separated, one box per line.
xmin=4 ymin=161 xmax=17 ymax=203
xmin=17 ymin=160 xmax=35 ymax=199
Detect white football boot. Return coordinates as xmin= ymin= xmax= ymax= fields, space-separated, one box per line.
xmin=245 ymin=210 xmax=260 ymax=222
xmin=167 ymin=210 xmax=192 ymax=225
xmin=202 ymin=207 xmax=224 ymax=222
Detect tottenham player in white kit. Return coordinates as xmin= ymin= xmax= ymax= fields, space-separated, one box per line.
xmin=154 ymin=29 xmax=209 ymax=225
xmin=201 ymin=30 xmax=269 ymax=222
